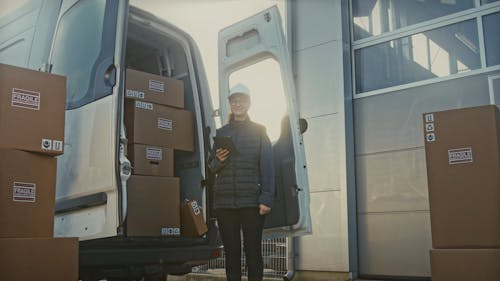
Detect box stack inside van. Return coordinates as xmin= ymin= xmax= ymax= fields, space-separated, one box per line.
xmin=124 ymin=68 xmax=194 ymax=237
xmin=123 ymin=16 xmax=211 ymax=238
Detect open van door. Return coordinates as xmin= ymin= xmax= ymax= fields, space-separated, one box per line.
xmin=218 ymin=6 xmax=311 ymax=236
xmin=51 ymin=0 xmax=129 ymax=239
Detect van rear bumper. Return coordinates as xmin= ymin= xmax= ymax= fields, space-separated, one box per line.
xmin=78 ymin=223 xmax=221 ymax=277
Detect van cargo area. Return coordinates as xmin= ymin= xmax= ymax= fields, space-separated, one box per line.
xmin=77 ymin=8 xmax=219 ymax=279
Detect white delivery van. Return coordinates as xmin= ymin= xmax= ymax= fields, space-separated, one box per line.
xmin=0 ymin=1 xmax=311 ymax=280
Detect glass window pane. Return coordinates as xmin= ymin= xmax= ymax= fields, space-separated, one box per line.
xmin=483 ymin=12 xmax=500 ymax=67
xmin=355 ymin=20 xmax=480 ymax=94
xmin=228 ymin=59 xmax=287 ymax=142
xmin=353 ymin=0 xmax=475 ymax=40
xmin=50 ymin=0 xmax=106 ymax=107
xmin=481 ymin=0 xmax=500 ymax=4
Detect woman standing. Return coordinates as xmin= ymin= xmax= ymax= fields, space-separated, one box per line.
xmin=209 ymin=83 xmax=275 ymax=281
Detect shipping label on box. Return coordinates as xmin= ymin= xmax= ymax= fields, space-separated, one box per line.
xmin=0 ymin=64 xmax=66 ymax=156
xmin=126 ymin=176 xmax=180 ymax=237
xmin=0 ymin=149 xmax=56 ymax=238
xmin=12 ymin=182 xmax=36 ymax=203
xmin=124 ymin=99 xmax=194 ymax=151
xmin=125 ymin=68 xmax=184 ymax=108
xmin=181 ymin=199 xmax=208 ymax=237
xmin=423 ymin=105 xmax=500 ymax=248
xmin=128 ymin=144 xmax=173 ymax=176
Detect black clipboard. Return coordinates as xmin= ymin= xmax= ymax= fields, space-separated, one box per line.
xmin=213 ymin=136 xmax=237 ymax=155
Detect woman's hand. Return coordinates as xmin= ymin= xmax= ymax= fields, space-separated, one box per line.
xmin=216 ymin=148 xmax=230 ymax=162
xmin=259 ymin=204 xmax=271 ymax=215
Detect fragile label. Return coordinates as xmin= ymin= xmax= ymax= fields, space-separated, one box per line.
xmin=161 ymin=227 xmax=180 ymax=236
xmin=146 ymin=147 xmax=162 ymax=161
xmin=126 ymin=89 xmax=145 ymax=99
xmin=149 ymin=79 xmax=165 ymax=93
xmin=135 ymin=101 xmax=153 ymax=110
xmin=448 ymin=147 xmax=473 ymax=165
xmin=158 ymin=118 xmax=173 ymax=131
xmin=53 ymin=140 xmax=63 ymax=152
xmin=425 ymin=123 xmax=435 ymax=132
xmin=426 ymin=133 xmax=436 ymax=142
xmin=11 ymin=88 xmax=40 ymax=110
xmin=425 ymin=113 xmax=434 ymax=123
xmin=191 ymin=201 xmax=201 ymax=216
xmin=13 ymin=182 xmax=36 ymax=202
xmin=41 ymin=139 xmax=52 ymax=150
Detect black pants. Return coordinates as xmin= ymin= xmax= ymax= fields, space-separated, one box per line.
xmin=216 ymin=207 xmax=265 ymax=281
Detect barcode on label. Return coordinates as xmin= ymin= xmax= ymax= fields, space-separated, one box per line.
xmin=158 ymin=118 xmax=173 ymax=131
xmin=191 ymin=201 xmax=201 ymax=216
xmin=126 ymin=89 xmax=145 ymax=99
xmin=448 ymin=147 xmax=473 ymax=165
xmin=161 ymin=227 xmax=180 ymax=236
xmin=149 ymin=79 xmax=165 ymax=93
xmin=135 ymin=101 xmax=153 ymax=110
xmin=146 ymin=147 xmax=162 ymax=161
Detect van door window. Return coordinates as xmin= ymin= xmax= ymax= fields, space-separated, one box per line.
xmin=228 ymin=58 xmax=286 ymax=142
xmin=50 ymin=0 xmax=117 ymax=109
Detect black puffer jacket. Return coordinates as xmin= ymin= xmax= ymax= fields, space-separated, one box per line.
xmin=208 ymin=118 xmax=275 ymax=209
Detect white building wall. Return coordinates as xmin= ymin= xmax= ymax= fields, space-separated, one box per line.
xmin=288 ymin=0 xmax=356 ymax=274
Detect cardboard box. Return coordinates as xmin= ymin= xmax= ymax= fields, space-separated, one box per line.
xmin=128 ymin=144 xmax=174 ymax=176
xmin=0 ymin=237 xmax=78 ymax=281
xmin=423 ymin=105 xmax=500 ymax=248
xmin=181 ymin=199 xmax=208 ymax=237
xmin=127 ymin=175 xmax=181 ymax=237
xmin=0 ymin=63 xmax=66 ymax=156
xmin=430 ymin=249 xmax=500 ymax=281
xmin=124 ymin=99 xmax=194 ymax=151
xmin=125 ymin=68 xmax=184 ymax=108
xmin=0 ymin=149 xmax=56 ymax=238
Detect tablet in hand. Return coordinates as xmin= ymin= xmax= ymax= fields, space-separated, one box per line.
xmin=213 ymin=136 xmax=237 ymax=154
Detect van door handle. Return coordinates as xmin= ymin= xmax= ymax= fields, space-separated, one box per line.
xmin=104 ymin=64 xmax=116 ymax=87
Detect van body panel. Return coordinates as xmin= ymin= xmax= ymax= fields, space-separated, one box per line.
xmin=218 ymin=6 xmax=312 ymax=235
xmin=0 ymin=0 xmax=61 ymax=70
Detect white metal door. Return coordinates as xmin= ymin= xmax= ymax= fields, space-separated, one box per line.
xmin=51 ymin=0 xmax=128 ymax=240
xmin=218 ymin=6 xmax=311 ymax=236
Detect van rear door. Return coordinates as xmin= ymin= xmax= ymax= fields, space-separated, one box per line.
xmin=50 ymin=0 xmax=129 ymax=240
xmin=218 ymin=6 xmax=311 ymax=236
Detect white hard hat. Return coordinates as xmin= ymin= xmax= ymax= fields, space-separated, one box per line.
xmin=228 ymin=83 xmax=250 ymax=99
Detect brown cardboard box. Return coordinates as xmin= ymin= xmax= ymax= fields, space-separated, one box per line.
xmin=0 ymin=63 xmax=66 ymax=156
xmin=0 ymin=237 xmax=78 ymax=281
xmin=181 ymin=199 xmax=208 ymax=237
xmin=127 ymin=175 xmax=181 ymax=237
xmin=423 ymin=105 xmax=500 ymax=248
xmin=430 ymin=249 xmax=500 ymax=281
xmin=124 ymin=99 xmax=194 ymax=151
xmin=125 ymin=68 xmax=184 ymax=108
xmin=128 ymin=144 xmax=174 ymax=176
xmin=0 ymin=149 xmax=56 ymax=238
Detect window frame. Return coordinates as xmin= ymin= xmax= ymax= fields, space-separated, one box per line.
xmin=49 ymin=0 xmax=118 ymax=109
xmin=350 ymin=0 xmax=500 ymax=99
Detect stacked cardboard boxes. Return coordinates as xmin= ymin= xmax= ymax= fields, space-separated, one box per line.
xmin=423 ymin=105 xmax=500 ymax=281
xmin=0 ymin=63 xmax=78 ymax=281
xmin=124 ymin=68 xmax=195 ymax=237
